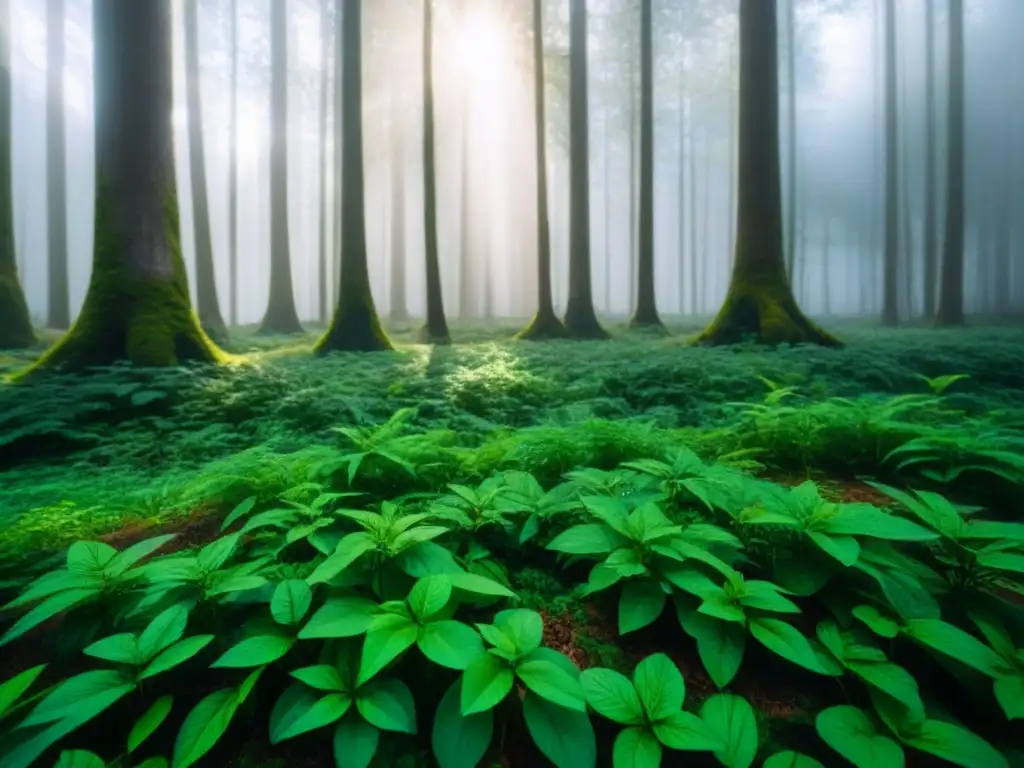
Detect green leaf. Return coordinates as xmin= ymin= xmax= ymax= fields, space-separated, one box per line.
xmin=618 ymin=580 xmax=667 ymax=634
xmin=995 ymin=675 xmax=1024 ymax=720
xmin=140 ymin=635 xmax=214 ymax=679
xmin=211 ymin=635 xmax=294 ymax=668
xmin=823 ymin=505 xmax=939 ymax=541
xmin=461 ymin=652 xmax=515 ymax=715
xmin=579 ymin=667 xmax=644 ymax=725
xmin=0 ymin=587 xmax=101 ymax=646
xmin=357 ymin=616 xmax=418 ymax=685
xmin=0 ymin=663 xmax=45 ymax=718
xmin=67 ymin=541 xmax=118 ymax=575
xmin=516 ymin=660 xmax=586 ymax=712
xmin=433 ymin=678 xmax=495 ymax=768
xmin=494 ymin=609 xmax=544 ymax=655
xmin=332 ymin=716 xmax=380 ymax=768
xmin=903 ymin=619 xmax=1009 ymax=677
xmin=614 ymin=726 xmax=662 ymax=768
xmin=104 ymin=534 xmax=178 ymax=576
xmin=271 ymin=579 xmax=313 ymax=626
xmin=762 ymin=752 xmax=826 ymax=768
xmin=195 ymin=533 xmax=241 ymax=573
xmin=128 ymin=695 xmax=173 ymax=752
xmin=84 ymin=633 xmax=141 ymax=665
xmin=307 ymin=532 xmax=376 ymax=585
xmin=676 ymin=606 xmax=746 ymax=689
xmin=299 ymin=595 xmax=378 ymax=639
xmin=408 ymin=575 xmax=453 ymax=622
xmin=844 ymin=660 xmax=923 ymax=720
xmin=902 ymin=719 xmax=1008 ymax=768
xmin=547 ymin=524 xmax=626 ymax=555
xmin=23 ymin=669 xmax=135 ymax=727
xmin=418 ymin=620 xmax=485 ymax=669
xmin=137 ymin=605 xmax=189 ymax=661
xmin=738 ymin=581 xmax=801 ymax=614
xmin=700 ymin=694 xmax=758 ymax=768
xmin=523 ymin=691 xmax=597 ymax=768
xmin=852 ymin=605 xmax=900 ymax=638
xmin=55 ymin=751 xmax=105 ymax=768
xmin=633 ymin=653 xmax=684 ymax=722
xmin=653 ymin=710 xmax=724 ymax=751
xmin=749 ymin=618 xmax=842 ymax=676
xmin=446 ymin=570 xmax=517 ymax=598
xmin=221 ymin=496 xmax=257 ymax=531
xmin=172 ymin=688 xmax=240 ymax=768
xmin=815 ymin=705 xmax=904 ymax=768
xmin=357 ymin=678 xmax=417 ymax=734
xmin=134 ymin=759 xmax=169 ymax=768
xmin=269 ymin=683 xmax=317 ymax=744
xmin=291 ymin=665 xmax=345 ymax=692
xmin=276 ymin=693 xmax=351 ymax=742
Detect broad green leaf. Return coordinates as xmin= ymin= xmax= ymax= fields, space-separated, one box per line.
xmin=902 ymin=719 xmax=1009 ymax=768
xmin=749 ymin=618 xmax=842 ymax=676
xmin=195 ymin=533 xmax=241 ymax=573
xmin=299 ymin=595 xmax=377 ymax=639
xmin=140 ymin=635 xmax=215 ymax=679
xmin=653 ymin=710 xmax=724 ymax=751
xmin=104 ymin=534 xmax=178 ymax=576
xmin=618 ymin=580 xmax=667 ymax=634
xmin=137 ymin=605 xmax=189 ymax=661
xmin=523 ymin=691 xmax=597 ymax=768
xmin=55 ymin=752 xmax=105 ymax=768
xmin=903 ymin=619 xmax=1008 ymax=677
xmin=968 ymin=611 xmax=1017 ymax=662
xmin=461 ymin=652 xmax=514 ymax=715
xmin=23 ymin=669 xmax=135 ymax=727
xmin=332 ymin=716 xmax=379 ymax=768
xmin=128 ymin=695 xmax=173 ymax=752
xmin=852 ymin=605 xmax=900 ymax=639
xmin=446 ymin=570 xmax=516 ymax=598
xmin=269 ymin=683 xmax=318 ymax=744
xmin=807 ymin=530 xmax=860 ymax=566
xmin=271 ymin=579 xmax=313 ymax=626
xmin=494 ymin=609 xmax=544 ymax=654
xmin=67 ymin=541 xmax=117 ymax=575
xmin=4 ymin=570 xmax=99 ymax=610
xmin=815 ymin=705 xmax=904 ymax=768
xmin=0 ymin=587 xmax=101 ymax=646
xmin=547 ymin=524 xmax=626 ymax=555
xmin=220 ymin=495 xmax=257 ymax=531
xmin=211 ymin=635 xmax=294 ymax=668
xmin=516 ymin=660 xmax=586 ymax=712
xmin=633 ymin=653 xmax=684 ymax=722
xmin=700 ymin=694 xmax=758 ymax=768
xmin=134 ymin=759 xmax=169 ymax=768
xmin=995 ymin=675 xmax=1024 ymax=720
xmin=1 ymin=702 xmax=102 ymax=768
xmin=614 ymin=726 xmax=662 ymax=768
xmin=762 ymin=752 xmax=826 ymax=768
xmin=432 ymin=678 xmax=494 ymax=768
xmin=418 ymin=620 xmax=484 ymax=669
xmin=0 ymin=663 xmax=45 ymax=718
xmin=822 ymin=505 xmax=938 ymax=541
xmin=844 ymin=660 xmax=923 ymax=720
xmin=307 ymin=532 xmax=376 ymax=585
xmin=579 ymin=667 xmax=644 ymax=725
xmin=291 ymin=665 xmax=345 ymax=692
xmin=738 ymin=581 xmax=801 ymax=614
xmin=408 ymin=575 xmax=453 ymax=622
xmin=172 ymin=688 xmax=240 ymax=768
xmin=357 ymin=617 xmax=418 ymax=685
xmin=275 ymin=693 xmax=351 ymax=742
xmin=84 ymin=633 xmax=141 ymax=665
xmin=677 ymin=606 xmax=746 ymax=689
xmin=357 ymin=678 xmax=417 ymax=734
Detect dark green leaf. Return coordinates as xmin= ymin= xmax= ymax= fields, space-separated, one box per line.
xmin=0 ymin=663 xmax=45 ymax=718
xmin=128 ymin=695 xmax=173 ymax=752
xmin=522 ymin=691 xmax=597 ymax=768
xmin=357 ymin=617 xmax=418 ymax=685
xmin=332 ymin=715 xmax=379 ymax=768
xmin=461 ymin=652 xmax=514 ymax=715
xmin=432 ymin=678 xmax=494 ymax=768
xmin=140 ymin=635 xmax=214 ymax=679
xmin=418 ymin=620 xmax=484 ymax=670
xmin=516 ymin=660 xmax=586 ymax=712
xmin=633 ymin=653 xmax=684 ymax=722
xmin=356 ymin=678 xmax=417 ymax=734
xmin=211 ymin=635 xmax=294 ymax=668
xmin=700 ymin=694 xmax=758 ymax=768
xmin=613 ymin=726 xmax=662 ymax=768
xmin=172 ymin=688 xmax=240 ymax=768
xmin=902 ymin=719 xmax=1008 ymax=768
xmin=579 ymin=667 xmax=643 ymax=725
xmin=271 ymin=579 xmax=313 ymax=626
xmin=299 ymin=596 xmax=377 ymax=639
xmin=653 ymin=710 xmax=724 ymax=751
xmin=815 ymin=705 xmax=904 ymax=768
xmin=619 ymin=581 xmax=667 ymax=634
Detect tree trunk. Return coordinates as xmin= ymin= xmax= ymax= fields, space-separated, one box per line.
xmin=184 ymin=0 xmax=226 ymax=340
xmin=700 ymin=127 xmax=712 ymax=313
xmin=389 ymin=89 xmax=409 ymax=322
xmin=419 ymin=0 xmax=449 ymax=343
xmin=602 ymin=109 xmax=611 ymax=313
xmin=458 ymin=112 xmax=475 ymax=318
xmin=784 ymin=0 xmax=797 ymax=282
xmin=628 ymin=0 xmax=662 ymax=329
xmin=228 ymin=0 xmax=239 ymax=327
xmin=696 ymin=0 xmax=838 ymax=347
xmin=317 ymin=0 xmax=330 ymax=323
xmin=677 ymin=51 xmax=686 ymax=314
xmin=26 ymin=0 xmax=222 ymax=373
xmin=687 ymin=107 xmax=697 ymax=314
xmin=821 ymin=215 xmax=831 ymax=315
xmin=563 ymin=0 xmax=607 ymax=338
xmin=922 ymin=0 xmax=937 ymax=318
xmin=880 ymin=0 xmax=900 ymax=325
xmin=627 ymin=49 xmax=637 ymax=315
xmin=316 ymin=0 xmax=391 ymax=353
xmin=0 ymin=0 xmax=33 ymax=349
xmin=259 ymin=0 xmax=303 ymax=334
xmin=936 ymin=0 xmax=965 ymax=325
xmin=46 ymin=0 xmax=70 ymax=329
xmin=517 ymin=0 xmax=567 ymax=339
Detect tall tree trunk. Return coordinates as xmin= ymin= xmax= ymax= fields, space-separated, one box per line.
xmin=0 ymin=0 xmax=33 ymax=349
xmin=46 ymin=0 xmax=69 ymax=329
xmin=993 ymin=180 xmax=1011 ymax=314
xmin=687 ymin=109 xmax=697 ymax=313
xmin=563 ymin=0 xmax=607 ymax=338
xmin=458 ymin=112 xmax=474 ymax=318
xmin=922 ymin=0 xmax=937 ymax=318
xmin=317 ymin=0 xmax=330 ymax=323
xmin=677 ymin=54 xmax=686 ymax=314
xmin=627 ymin=48 xmax=637 ymax=315
xmin=880 ymin=0 xmax=900 ymax=325
xmin=27 ymin=0 xmax=222 ymax=373
xmin=228 ymin=0 xmax=239 ymax=327
xmin=696 ymin=0 xmax=838 ymax=346
xmin=419 ymin=0 xmax=449 ymax=343
xmin=784 ymin=0 xmax=797 ymax=282
xmin=629 ymin=0 xmax=662 ymax=329
xmin=517 ymin=0 xmax=567 ymax=339
xmin=602 ymin=108 xmax=611 ymax=313
xmin=821 ymin=214 xmax=832 ymax=315
xmin=936 ymin=0 xmax=965 ymax=325
xmin=727 ymin=72 xmax=737 ymax=266
xmin=389 ymin=90 xmax=409 ymax=321
xmin=184 ymin=0 xmax=226 ymax=340
xmin=317 ymin=0 xmax=391 ymax=353
xmin=700 ymin=127 xmax=712 ymax=313
xmin=259 ymin=0 xmax=303 ymax=334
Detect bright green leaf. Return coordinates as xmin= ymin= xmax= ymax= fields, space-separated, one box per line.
xmin=128 ymin=695 xmax=173 ymax=753
xmin=357 ymin=678 xmax=417 ymax=734
xmin=580 ymin=667 xmax=644 ymax=725
xmin=461 ymin=652 xmax=514 ymax=715
xmin=523 ymin=691 xmax=597 ymax=768
xmin=700 ymin=694 xmax=758 ymax=768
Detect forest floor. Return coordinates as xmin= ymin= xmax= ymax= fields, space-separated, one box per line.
xmin=1 ymin=316 xmax=1023 ymax=768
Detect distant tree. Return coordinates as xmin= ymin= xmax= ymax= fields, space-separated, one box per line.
xmin=228 ymin=0 xmax=239 ymax=326
xmin=26 ymin=0 xmax=223 ymax=372
xmin=46 ymin=0 xmax=70 ymax=329
xmin=881 ymin=0 xmax=899 ymax=326
xmin=784 ymin=0 xmax=797 ymax=283
xmin=563 ymin=0 xmax=608 ymax=338
xmin=184 ymin=0 xmax=226 ymax=340
xmin=921 ymin=0 xmax=937 ymax=318
xmin=0 ymin=0 xmax=33 ymax=349
xmin=936 ymin=0 xmax=965 ymax=326
xmin=259 ymin=0 xmax=304 ymax=334
xmin=317 ymin=0 xmax=331 ymax=323
xmin=419 ymin=0 xmax=450 ymax=344
xmin=695 ymin=0 xmax=838 ymax=346
xmin=517 ymin=0 xmax=568 ymax=340
xmin=388 ymin=78 xmax=409 ymax=322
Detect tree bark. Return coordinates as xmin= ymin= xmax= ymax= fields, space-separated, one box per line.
xmin=695 ymin=0 xmax=838 ymax=347
xmin=388 ymin=82 xmax=409 ymax=322
xmin=458 ymin=109 xmax=475 ymax=318
xmin=184 ymin=0 xmax=226 ymax=340
xmin=316 ymin=0 xmax=391 ymax=353
xmin=784 ymin=0 xmax=797 ymax=283
xmin=881 ymin=0 xmax=900 ymax=325
xmin=563 ymin=0 xmax=607 ymax=338
xmin=0 ymin=0 xmax=33 ymax=349
xmin=228 ymin=0 xmax=239 ymax=327
xmin=259 ymin=0 xmax=304 ymax=334
xmin=317 ymin=0 xmax=330 ymax=323
xmin=921 ymin=0 xmax=937 ymax=318
xmin=46 ymin=0 xmax=70 ymax=329
xmin=25 ymin=0 xmax=222 ymax=373
xmin=936 ymin=0 xmax=965 ymax=325
xmin=419 ymin=0 xmax=450 ymax=343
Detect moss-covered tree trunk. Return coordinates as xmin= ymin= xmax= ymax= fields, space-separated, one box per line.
xmin=419 ymin=0 xmax=450 ymax=344
xmin=184 ymin=0 xmax=226 ymax=341
xmin=259 ymin=0 xmax=304 ymax=335
xmin=316 ymin=0 xmax=391 ymax=354
xmin=696 ymin=0 xmax=839 ymax=347
xmin=46 ymin=0 xmax=70 ymax=330
xmin=0 ymin=0 xmax=33 ymax=349
xmin=563 ymin=0 xmax=607 ymax=339
xmin=388 ymin=81 xmax=409 ymax=322
xmin=517 ymin=0 xmax=567 ymax=340
xmin=936 ymin=0 xmax=965 ymax=326
xmin=628 ymin=0 xmax=663 ymax=330
xmin=26 ymin=0 xmax=222 ymax=373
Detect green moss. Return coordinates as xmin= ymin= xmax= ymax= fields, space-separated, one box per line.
xmin=0 ymin=270 xmax=34 ymax=349
xmin=315 ymin=300 xmax=394 ymax=354
xmin=515 ymin=309 xmax=570 ymax=341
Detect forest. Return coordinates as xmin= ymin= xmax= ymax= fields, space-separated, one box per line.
xmin=0 ymin=0 xmax=1023 ymax=767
